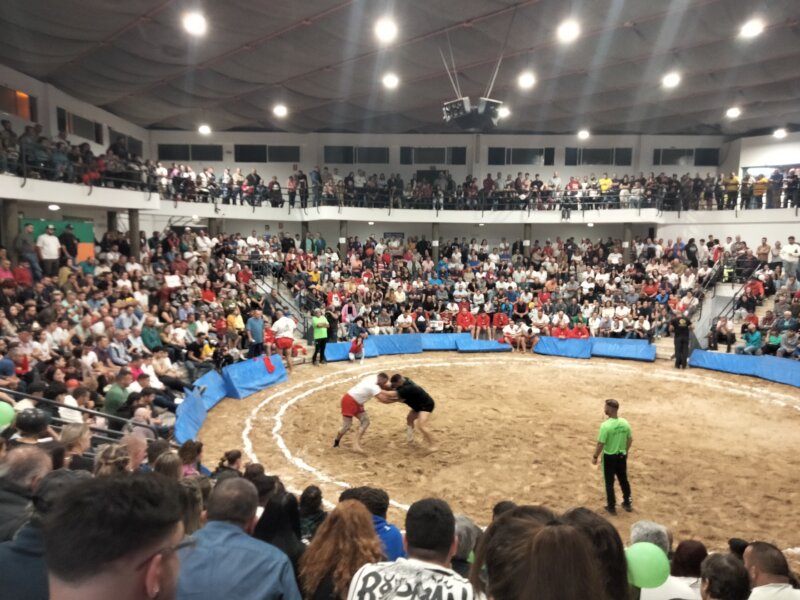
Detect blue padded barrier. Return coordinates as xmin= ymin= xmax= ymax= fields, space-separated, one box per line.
xmin=689 ymin=350 xmax=800 ymax=388
xmin=754 ymin=355 xmax=800 ymax=388
xmin=533 ymin=337 xmax=593 ymax=359
xmin=221 ymin=355 xmax=288 ymax=399
xmin=456 ymin=338 xmax=512 ymax=353
xmin=325 ymin=342 xmax=380 ymax=362
xmin=174 ymin=389 xmax=207 ymax=443
xmin=366 ymin=333 xmax=423 ymax=356
xmin=590 ymin=338 xmax=657 ymax=362
xmin=688 ymin=350 xmax=759 ymax=377
xmin=421 ymin=333 xmax=472 ymax=351
xmin=193 ymin=370 xmax=228 ymax=410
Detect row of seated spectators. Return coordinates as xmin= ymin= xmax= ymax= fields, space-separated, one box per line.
xmin=2 ymin=120 xmax=799 ymax=211
xmin=0 ymin=435 xmax=798 ymax=600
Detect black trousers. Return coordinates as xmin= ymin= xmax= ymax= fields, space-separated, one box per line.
xmin=674 ymin=335 xmax=690 ymax=367
xmin=603 ymin=453 xmax=631 ymax=508
xmin=312 ymin=338 xmax=327 ymax=363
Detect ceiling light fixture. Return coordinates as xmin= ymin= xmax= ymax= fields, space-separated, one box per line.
xmin=382 ymin=72 xmax=399 ymax=89
xmin=197 ymin=124 xmax=211 ymax=135
xmin=517 ymin=71 xmax=536 ymax=89
xmin=479 ymin=223 xmax=485 ymax=227
xmin=662 ymin=71 xmax=681 ymax=88
xmin=740 ymin=18 xmax=764 ymax=38
xmin=273 ymin=104 xmax=288 ymax=118
xmin=578 ymin=129 xmax=590 ymax=140
xmin=182 ymin=12 xmax=207 ymax=36
xmin=498 ymin=106 xmax=511 ymax=119
xmin=587 ymin=222 xmax=595 ymax=228
xmin=725 ymin=107 xmax=741 ymax=119
xmin=773 ymin=128 xmax=787 ymax=139
xmin=557 ymin=19 xmax=581 ymax=43
xmin=374 ymin=17 xmax=398 ymax=44
xmin=368 ymin=221 xmax=375 ymax=225
xmin=48 ymin=204 xmax=60 ymax=211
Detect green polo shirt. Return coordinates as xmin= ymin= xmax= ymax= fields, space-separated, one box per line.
xmin=103 ymin=384 xmax=129 ymax=417
xmin=598 ymin=417 xmax=632 ymax=455
xmin=312 ymin=315 xmax=329 ymax=340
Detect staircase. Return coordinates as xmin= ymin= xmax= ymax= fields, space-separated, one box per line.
xmin=653 ymin=335 xmax=675 ymax=361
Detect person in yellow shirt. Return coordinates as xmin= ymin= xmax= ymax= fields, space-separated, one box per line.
xmin=226 ymin=307 xmax=246 ymax=348
xmin=752 ymin=174 xmax=769 ymax=209
xmin=598 ymin=172 xmax=613 ymax=195
xmin=724 ymin=171 xmax=740 ymax=209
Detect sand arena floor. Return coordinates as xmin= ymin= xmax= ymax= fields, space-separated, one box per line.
xmin=198 ymin=354 xmax=800 ymax=553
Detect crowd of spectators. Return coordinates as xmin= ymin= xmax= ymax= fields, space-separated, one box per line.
xmin=2 ymin=121 xmax=799 ymax=212
xmin=0 ymin=440 xmax=798 ymax=600
xmin=284 ymin=232 xmax=799 ymax=363
xmin=1 ymin=220 xmax=798 ymax=452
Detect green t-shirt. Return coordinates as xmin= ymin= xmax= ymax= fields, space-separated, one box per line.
xmin=312 ymin=315 xmax=329 ymax=340
xmin=103 ymin=384 xmax=129 ymax=417
xmin=597 ymin=417 xmax=632 ymax=455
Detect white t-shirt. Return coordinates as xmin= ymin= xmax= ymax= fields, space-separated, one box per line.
xmin=59 ymin=396 xmax=84 ymax=424
xmin=348 ymin=558 xmax=474 ymax=600
xmin=346 ymin=376 xmax=382 ymax=405
xmin=748 ymin=584 xmax=800 ymax=600
xmin=37 ymin=233 xmax=61 ymax=260
xmin=641 ymin=575 xmax=700 ymax=600
xmin=271 ymin=316 xmax=296 ymax=339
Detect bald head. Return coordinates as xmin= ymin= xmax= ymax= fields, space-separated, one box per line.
xmin=0 ymin=446 xmax=53 ymax=490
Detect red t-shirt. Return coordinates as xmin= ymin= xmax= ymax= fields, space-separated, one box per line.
xmin=570 ymin=327 xmax=590 ymax=339
xmin=456 ymin=312 xmax=476 ymax=329
xmin=214 ymin=318 xmax=227 ymax=337
xmin=492 ymin=312 xmax=509 ymax=327
xmin=476 ymin=313 xmax=490 ymax=328
xmin=552 ymin=326 xmax=570 ymax=339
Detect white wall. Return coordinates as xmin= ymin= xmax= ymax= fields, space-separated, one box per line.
xmin=739 ymin=131 xmax=800 ymax=169
xmin=147 ymin=129 xmax=729 ymax=186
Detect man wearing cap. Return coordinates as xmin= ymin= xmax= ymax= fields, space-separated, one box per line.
xmin=35 ymin=225 xmax=61 ymax=278
xmin=592 ymin=398 xmax=633 ymax=515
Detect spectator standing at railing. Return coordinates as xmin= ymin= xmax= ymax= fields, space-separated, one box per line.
xmin=724 ymin=172 xmax=739 ymax=209
xmin=310 ymin=166 xmax=322 ymax=208
xmin=767 ymin=168 xmax=784 ymax=209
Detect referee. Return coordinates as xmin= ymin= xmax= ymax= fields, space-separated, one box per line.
xmin=592 ymin=399 xmax=633 ymax=515
xmin=388 ymin=373 xmax=436 ymax=449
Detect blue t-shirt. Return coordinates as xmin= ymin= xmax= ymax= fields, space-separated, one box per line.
xmin=246 ymin=317 xmax=264 ymax=344
xmin=373 ymin=515 xmax=407 ymax=561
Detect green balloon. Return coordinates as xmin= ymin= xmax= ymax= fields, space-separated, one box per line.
xmin=0 ymin=401 xmax=14 ymax=429
xmin=626 ymin=542 xmax=670 ymax=589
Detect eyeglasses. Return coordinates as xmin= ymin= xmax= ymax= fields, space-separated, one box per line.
xmin=135 ymin=537 xmax=196 ymax=570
